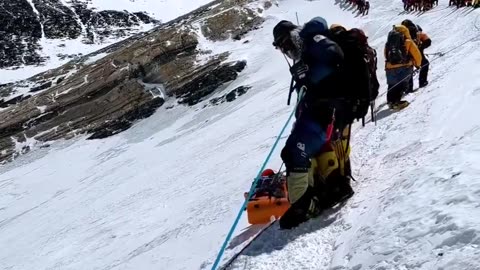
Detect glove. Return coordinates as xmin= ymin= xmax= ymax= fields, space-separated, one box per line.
xmin=289 ymin=61 xmax=309 ymax=86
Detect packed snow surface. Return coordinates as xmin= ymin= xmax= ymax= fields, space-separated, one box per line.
xmin=1 ymin=0 xmax=480 ymax=269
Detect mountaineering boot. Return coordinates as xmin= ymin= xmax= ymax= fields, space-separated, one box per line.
xmin=388 ymin=100 xmax=410 ymax=111
xmin=335 ymin=176 xmax=355 ymax=204
xmin=419 ymin=81 xmax=429 ymax=88
xmin=279 ymin=172 xmax=322 ymax=229
xmin=279 ymin=204 xmax=308 ymax=230
xmin=279 ymin=191 xmax=322 ymax=229
xmin=317 ymin=174 xmax=354 ymax=210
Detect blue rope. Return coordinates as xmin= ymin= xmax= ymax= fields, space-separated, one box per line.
xmin=210 ymin=88 xmax=305 ymax=270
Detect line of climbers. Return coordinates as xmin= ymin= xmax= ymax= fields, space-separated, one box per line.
xmin=386 ymin=20 xmax=431 ymax=109
xmin=260 ymin=17 xmax=432 ymax=229
xmin=449 ymin=0 xmax=480 ymax=8
xmin=343 ymin=0 xmax=371 ymax=15
xmin=403 ymin=0 xmax=438 ymax=11
xmin=403 ymin=0 xmax=479 ymax=11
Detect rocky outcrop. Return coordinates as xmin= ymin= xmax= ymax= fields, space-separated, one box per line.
xmin=0 ymin=0 xmax=159 ymax=68
xmin=201 ymin=6 xmax=264 ymax=41
xmin=209 ymin=86 xmax=251 ymax=106
xmin=0 ymin=0 xmax=271 ymax=163
xmin=70 ymin=0 xmax=158 ymax=44
xmin=33 ymin=0 xmax=83 ymax=39
xmin=176 ymin=60 xmax=247 ymax=106
xmin=0 ymin=0 xmax=44 ymax=68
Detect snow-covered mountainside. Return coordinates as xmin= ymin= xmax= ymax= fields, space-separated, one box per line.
xmin=0 ymin=0 xmax=262 ymax=163
xmin=1 ymin=0 xmax=480 ymax=270
xmin=0 ymin=0 xmax=212 ymax=83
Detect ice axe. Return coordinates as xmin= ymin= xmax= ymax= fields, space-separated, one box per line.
xmin=371 ymin=100 xmax=377 ymax=125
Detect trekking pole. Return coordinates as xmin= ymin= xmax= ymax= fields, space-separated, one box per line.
xmin=370 ymin=100 xmax=376 ymax=125
xmin=281 ymin=53 xmax=296 ymax=106
xmin=287 ymin=77 xmax=295 ymax=105
xmin=424 ymin=52 xmax=445 ymax=57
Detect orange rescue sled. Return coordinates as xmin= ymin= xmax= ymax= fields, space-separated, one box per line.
xmin=244 ymin=169 xmax=290 ymax=224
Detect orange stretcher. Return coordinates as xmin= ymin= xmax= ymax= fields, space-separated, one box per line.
xmin=244 ymin=169 xmax=290 ymax=224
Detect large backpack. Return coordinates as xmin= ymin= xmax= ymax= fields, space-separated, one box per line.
xmin=328 ymin=27 xmax=379 ymax=125
xmin=299 ymin=18 xmax=378 ymax=125
xmin=386 ymin=26 xmax=408 ymax=65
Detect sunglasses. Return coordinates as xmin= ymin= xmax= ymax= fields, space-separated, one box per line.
xmin=273 ymin=37 xmax=294 ymax=54
xmin=272 ymin=34 xmax=289 ymax=48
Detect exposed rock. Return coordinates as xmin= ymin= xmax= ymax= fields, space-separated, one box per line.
xmin=209 ymin=85 xmax=251 ymax=106
xmin=201 ymin=6 xmax=265 ymax=41
xmin=87 ymin=97 xmax=165 ymax=139
xmin=0 ymin=138 xmax=16 ymax=164
xmin=30 ymin=81 xmax=52 ymax=93
xmin=57 ymin=53 xmax=83 ymax=61
xmin=177 ymin=60 xmax=247 ymax=106
xmin=33 ymin=0 xmax=82 ymax=39
xmin=0 ymin=0 xmax=265 ymax=163
xmin=264 ymin=1 xmax=274 ymax=9
xmin=0 ymin=0 xmax=159 ymax=69
xmin=0 ymin=84 xmax=15 ymax=98
xmin=0 ymin=0 xmax=44 ymax=68
xmin=225 ymin=85 xmax=249 ymax=102
xmin=0 ymin=95 xmax=31 ymax=108
xmin=133 ymin=12 xmax=158 ymax=24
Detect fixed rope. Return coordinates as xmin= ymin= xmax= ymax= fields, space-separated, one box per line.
xmin=210 ymin=87 xmax=305 ymax=270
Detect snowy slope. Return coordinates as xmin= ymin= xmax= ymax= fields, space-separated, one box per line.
xmin=1 ymin=1 xmax=480 ymax=270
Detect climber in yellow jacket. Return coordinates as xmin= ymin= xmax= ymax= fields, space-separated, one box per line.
xmin=384 ymin=25 xmax=422 ymax=110
xmin=402 ymin=19 xmax=432 ymax=89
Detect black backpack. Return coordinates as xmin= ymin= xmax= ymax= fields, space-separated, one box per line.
xmin=386 ymin=27 xmax=408 ymax=65
xmin=328 ymin=27 xmax=379 ymax=125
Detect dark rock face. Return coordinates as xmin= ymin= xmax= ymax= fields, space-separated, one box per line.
xmin=33 ymin=0 xmax=82 ymax=39
xmin=225 ymin=85 xmax=250 ymax=102
xmin=0 ymin=0 xmax=159 ymax=68
xmin=30 ymin=81 xmax=52 ymax=93
xmin=71 ymin=1 xmax=160 ymax=44
xmin=201 ymin=6 xmax=265 ymax=41
xmin=87 ymin=97 xmax=165 ymax=139
xmin=0 ymin=95 xmax=32 ymax=108
xmin=133 ymin=12 xmax=157 ymax=24
xmin=0 ymin=0 xmax=44 ymax=68
xmin=0 ymin=0 xmax=270 ymax=163
xmin=209 ymin=86 xmax=251 ymax=106
xmin=177 ymin=60 xmax=247 ymax=106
